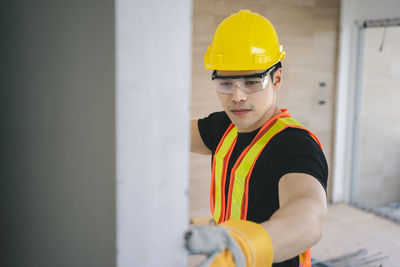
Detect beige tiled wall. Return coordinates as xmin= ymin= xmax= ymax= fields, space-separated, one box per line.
xmin=357 ymin=26 xmax=400 ymax=206
xmin=190 ymin=0 xmax=340 ymax=218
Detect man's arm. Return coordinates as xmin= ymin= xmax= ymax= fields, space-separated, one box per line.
xmin=191 ymin=119 xmax=211 ymax=154
xmin=261 ymin=173 xmax=327 ymax=263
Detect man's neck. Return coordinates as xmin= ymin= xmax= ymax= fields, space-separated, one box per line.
xmin=260 ymin=105 xmax=282 ymax=126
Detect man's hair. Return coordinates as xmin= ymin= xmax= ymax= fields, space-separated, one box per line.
xmin=270 ymin=61 xmax=282 ymax=82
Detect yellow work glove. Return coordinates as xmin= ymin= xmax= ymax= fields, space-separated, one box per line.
xmin=185 ymin=219 xmax=273 ymax=267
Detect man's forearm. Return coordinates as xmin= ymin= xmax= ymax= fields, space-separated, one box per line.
xmin=261 ymin=197 xmax=326 ymax=263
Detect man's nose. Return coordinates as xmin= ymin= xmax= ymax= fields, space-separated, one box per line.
xmin=231 ymin=85 xmax=247 ymax=103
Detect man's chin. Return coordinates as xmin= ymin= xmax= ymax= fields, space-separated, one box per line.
xmin=226 ymin=113 xmax=254 ymax=129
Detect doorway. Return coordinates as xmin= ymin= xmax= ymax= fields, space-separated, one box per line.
xmin=351 ymin=19 xmax=400 ymax=223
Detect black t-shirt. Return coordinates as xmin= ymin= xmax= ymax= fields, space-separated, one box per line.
xmin=198 ymin=111 xmax=328 ymax=267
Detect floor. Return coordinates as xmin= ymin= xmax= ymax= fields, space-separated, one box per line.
xmin=311 ymin=203 xmax=400 ymax=267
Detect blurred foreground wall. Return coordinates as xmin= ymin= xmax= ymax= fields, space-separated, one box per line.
xmin=115 ymin=0 xmax=191 ymax=266
xmin=1 ymin=0 xmax=191 ymax=267
xmin=1 ymin=1 xmax=116 ymax=266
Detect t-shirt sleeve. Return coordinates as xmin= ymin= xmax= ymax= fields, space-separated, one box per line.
xmin=269 ymin=128 xmax=329 ymax=193
xmin=197 ymin=111 xmax=231 ymax=153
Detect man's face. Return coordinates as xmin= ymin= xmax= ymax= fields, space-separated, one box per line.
xmin=216 ymin=68 xmax=282 ymax=133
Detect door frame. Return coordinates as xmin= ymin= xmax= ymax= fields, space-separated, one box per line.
xmin=332 ymin=12 xmax=400 ymax=203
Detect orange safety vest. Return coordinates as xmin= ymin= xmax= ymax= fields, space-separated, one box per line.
xmin=210 ymin=109 xmax=322 ymax=267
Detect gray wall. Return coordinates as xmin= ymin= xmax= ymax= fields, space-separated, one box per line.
xmin=1 ymin=1 xmax=116 ymax=267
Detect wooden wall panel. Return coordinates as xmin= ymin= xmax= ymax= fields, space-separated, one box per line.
xmin=190 ymin=0 xmax=340 ymax=218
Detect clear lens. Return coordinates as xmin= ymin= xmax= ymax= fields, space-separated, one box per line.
xmin=213 ymin=76 xmax=269 ymax=94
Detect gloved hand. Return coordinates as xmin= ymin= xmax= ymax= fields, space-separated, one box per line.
xmin=185 ymin=224 xmax=245 ymax=267
xmin=185 ymin=219 xmax=274 ymax=267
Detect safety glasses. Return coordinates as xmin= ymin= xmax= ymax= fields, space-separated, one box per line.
xmin=211 ymin=66 xmax=275 ymax=94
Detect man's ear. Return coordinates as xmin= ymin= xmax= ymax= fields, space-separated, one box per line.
xmin=272 ymin=68 xmax=282 ymax=91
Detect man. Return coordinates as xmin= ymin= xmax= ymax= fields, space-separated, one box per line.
xmin=185 ymin=10 xmax=328 ymax=267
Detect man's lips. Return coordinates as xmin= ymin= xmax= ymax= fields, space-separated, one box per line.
xmin=231 ymin=108 xmax=251 ymax=115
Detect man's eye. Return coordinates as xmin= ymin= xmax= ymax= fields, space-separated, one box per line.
xmin=245 ymin=80 xmax=261 ymax=86
xmin=219 ymin=81 xmax=233 ymax=87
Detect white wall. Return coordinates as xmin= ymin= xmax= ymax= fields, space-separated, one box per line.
xmin=115 ymin=1 xmax=192 ymax=266
xmin=1 ymin=1 xmax=116 ymax=267
xmin=333 ymin=0 xmax=400 ymax=202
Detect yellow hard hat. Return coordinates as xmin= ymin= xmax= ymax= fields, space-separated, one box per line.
xmin=204 ymin=9 xmax=286 ymax=70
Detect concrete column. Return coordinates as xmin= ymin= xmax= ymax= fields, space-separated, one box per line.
xmin=115 ymin=1 xmax=192 ymax=266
